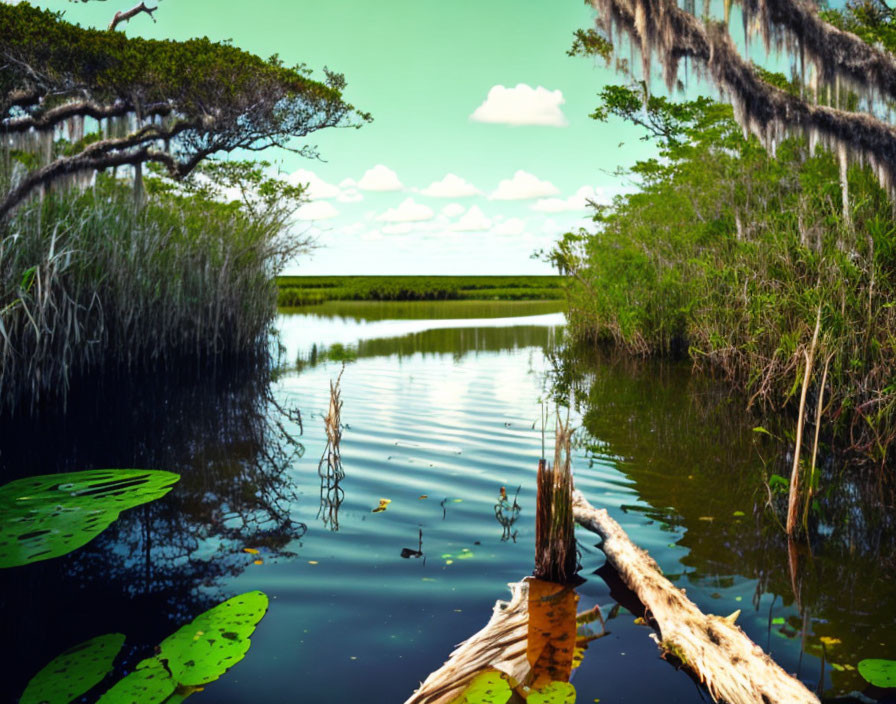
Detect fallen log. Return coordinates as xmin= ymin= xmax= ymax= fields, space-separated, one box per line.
xmin=573 ymin=490 xmax=820 ymax=704
xmin=403 ymin=580 xmax=531 ymax=704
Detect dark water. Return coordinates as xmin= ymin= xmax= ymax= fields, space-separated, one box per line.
xmin=1 ymin=301 xmax=894 ymax=703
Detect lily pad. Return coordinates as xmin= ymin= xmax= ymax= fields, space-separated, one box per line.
xmin=449 ymin=670 xmax=512 ymax=703
xmin=21 ymin=633 xmax=125 ymax=704
xmin=858 ymin=659 xmax=896 ymax=688
xmin=158 ymin=590 xmax=269 ymax=686
xmin=0 ymin=469 xmax=180 ymax=567
xmin=97 ymin=657 xmax=176 ymax=704
xmin=529 ymin=681 xmax=576 ymax=704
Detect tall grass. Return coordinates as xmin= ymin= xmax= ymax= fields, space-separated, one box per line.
xmin=0 ymin=178 xmax=309 ymax=415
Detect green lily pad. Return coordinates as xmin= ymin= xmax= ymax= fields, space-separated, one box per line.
xmin=98 ymin=592 xmax=268 ymax=702
xmin=158 ymin=590 xmax=269 ymax=686
xmin=529 ymin=681 xmax=576 ymax=704
xmin=858 ymin=659 xmax=896 ymax=688
xmin=20 ymin=633 xmax=125 ymax=704
xmin=0 ymin=469 xmax=180 ymax=567
xmin=450 ymin=670 xmax=512 ymax=703
xmin=97 ymin=657 xmax=176 ymax=704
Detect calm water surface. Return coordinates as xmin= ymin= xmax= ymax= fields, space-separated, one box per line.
xmin=1 ymin=300 xmax=893 ymax=703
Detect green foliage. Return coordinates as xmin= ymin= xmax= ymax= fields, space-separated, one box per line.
xmin=276 ymin=276 xmax=565 ymax=305
xmin=557 ymin=84 xmax=896 ymax=462
xmin=567 ymin=28 xmax=613 ymax=62
xmin=857 ymin=658 xmax=896 ymax=688
xmin=0 ymin=469 xmax=179 ymax=567
xmin=1 ymin=169 xmax=309 ymax=413
xmin=20 ymin=634 xmax=125 ymax=704
xmin=449 ymin=670 xmax=512 ymax=704
xmin=98 ymin=591 xmax=269 ymax=703
xmin=820 ymin=1 xmax=896 ymax=55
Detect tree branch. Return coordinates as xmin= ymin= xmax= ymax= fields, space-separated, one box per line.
xmin=108 ymin=1 xmax=157 ymax=31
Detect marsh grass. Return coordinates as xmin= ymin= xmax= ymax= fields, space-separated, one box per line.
xmin=277 ymin=275 xmax=564 ymax=305
xmin=0 ymin=177 xmax=310 ymax=415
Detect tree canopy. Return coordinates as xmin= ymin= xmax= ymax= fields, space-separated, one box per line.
xmin=0 ymin=2 xmax=370 ymax=217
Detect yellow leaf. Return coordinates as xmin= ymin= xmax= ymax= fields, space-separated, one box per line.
xmin=419 ymin=495 xmax=428 ymax=499
xmin=308 ymin=560 xmax=319 ymax=565
xmin=253 ymin=559 xmax=263 ymax=565
xmin=820 ymin=636 xmax=842 ymax=646
xmin=372 ymin=498 xmax=392 ymax=513
xmin=243 ymin=548 xmax=259 ymax=554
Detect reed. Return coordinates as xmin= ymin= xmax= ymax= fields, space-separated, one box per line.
xmin=318 ymin=366 xmax=345 ymax=530
xmin=0 ymin=176 xmax=310 ymax=415
xmin=534 ymin=413 xmax=577 ymax=583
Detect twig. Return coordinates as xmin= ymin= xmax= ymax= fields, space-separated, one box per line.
xmin=108 ymin=1 xmax=158 ymax=31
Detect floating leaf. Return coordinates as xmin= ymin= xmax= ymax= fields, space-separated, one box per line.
xmin=98 ymin=657 xmax=176 ymax=704
xmin=820 ymin=636 xmax=842 ymax=647
xmin=529 ymin=681 xmax=576 ymax=704
xmin=242 ymin=548 xmax=259 ymax=555
xmin=21 ymin=633 xmax=125 ymax=704
xmin=157 ymin=590 xmax=269 ymax=686
xmin=732 ymin=511 xmax=746 ymax=517
xmin=772 ymin=617 xmax=785 ymax=625
xmin=372 ymin=498 xmax=392 ymax=513
xmin=419 ymin=495 xmax=428 ymax=500
xmin=858 ymin=659 xmax=896 ymax=688
xmin=0 ymin=469 xmax=179 ymax=568
xmin=449 ymin=670 xmax=512 ymax=704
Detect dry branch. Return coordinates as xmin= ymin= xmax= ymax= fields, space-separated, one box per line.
xmin=108 ymin=1 xmax=158 ymax=31
xmin=573 ymin=490 xmax=820 ymax=704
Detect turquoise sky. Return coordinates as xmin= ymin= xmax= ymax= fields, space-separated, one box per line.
xmin=36 ymin=0 xmax=665 ymax=274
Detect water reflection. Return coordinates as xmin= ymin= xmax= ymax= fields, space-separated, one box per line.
xmin=494 ymin=485 xmax=521 ymax=542
xmin=556 ymin=345 xmax=896 ymax=699
xmin=0 ymin=360 xmax=306 ymax=699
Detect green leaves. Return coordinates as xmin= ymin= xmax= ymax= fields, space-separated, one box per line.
xmin=450 ymin=671 xmax=512 ymax=704
xmin=858 ymin=659 xmax=896 ymax=688
xmin=0 ymin=469 xmax=180 ymax=568
xmin=20 ymin=633 xmax=125 ymax=704
xmin=98 ymin=591 xmax=269 ymax=704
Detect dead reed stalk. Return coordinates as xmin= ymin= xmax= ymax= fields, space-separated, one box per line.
xmin=786 ymin=307 xmax=821 ymax=536
xmin=534 ymin=412 xmax=577 ymax=583
xmin=317 ymin=365 xmax=345 ymax=530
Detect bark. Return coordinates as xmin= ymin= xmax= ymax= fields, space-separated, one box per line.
xmin=573 ymin=490 xmax=820 ymax=704
xmin=108 ymin=1 xmax=158 ymax=32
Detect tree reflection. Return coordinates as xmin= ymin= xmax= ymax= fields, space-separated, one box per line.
xmin=0 ymin=358 xmax=306 ymax=700
xmin=552 ymin=342 xmax=896 ymax=698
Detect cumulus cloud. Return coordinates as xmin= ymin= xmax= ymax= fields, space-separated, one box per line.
xmin=440 ymin=202 xmax=466 ymax=218
xmin=489 ymin=170 xmax=559 ymax=201
xmin=494 ymin=217 xmax=526 ymax=236
xmin=286 ymin=169 xmax=341 ymax=199
xmin=451 ymin=205 xmax=492 ymax=232
xmin=531 ymin=185 xmax=608 ymax=213
xmin=375 ymin=197 xmax=434 ymax=223
xmin=358 ymin=164 xmax=403 ymax=191
xmin=295 ymin=201 xmax=340 ymax=221
xmin=421 ymin=173 xmax=481 ymax=197
xmin=338 ymin=188 xmax=363 ymax=203
xmin=470 ymin=84 xmax=568 ymax=127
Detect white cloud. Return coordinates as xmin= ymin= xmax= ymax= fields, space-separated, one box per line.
xmin=470 ymin=84 xmax=568 ymax=127
xmin=375 ymin=197 xmax=434 ymax=223
xmin=451 ymin=205 xmax=492 ymax=232
xmin=489 ymin=170 xmax=559 ymax=201
xmin=338 ymin=188 xmax=363 ymax=203
xmin=531 ymin=185 xmax=607 ymax=213
xmin=360 ymin=229 xmax=384 ymax=242
xmin=494 ymin=217 xmax=526 ymax=236
xmin=339 ymin=178 xmax=357 ymax=188
xmin=340 ymin=222 xmax=366 ymax=236
xmin=358 ymin=164 xmax=403 ymax=191
xmin=440 ymin=202 xmax=466 ymax=218
xmin=287 ymin=169 xmax=341 ymax=199
xmin=295 ymin=201 xmax=340 ymax=220
xmin=421 ymin=173 xmax=481 ymax=198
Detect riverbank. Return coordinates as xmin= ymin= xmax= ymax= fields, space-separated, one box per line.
xmin=276 ymin=275 xmax=564 ymax=305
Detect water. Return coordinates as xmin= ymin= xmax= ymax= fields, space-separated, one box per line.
xmin=1 ymin=301 xmax=894 ymax=703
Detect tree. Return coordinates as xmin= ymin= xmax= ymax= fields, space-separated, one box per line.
xmin=0 ymin=2 xmax=370 ymax=218
xmin=585 ymin=0 xmax=896 ymax=210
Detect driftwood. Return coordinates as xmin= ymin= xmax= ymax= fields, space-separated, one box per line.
xmin=573 ymin=490 xmax=820 ymax=704
xmin=404 ymin=580 xmax=531 ymax=704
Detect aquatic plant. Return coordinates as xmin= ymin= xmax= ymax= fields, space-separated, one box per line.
xmin=534 ymin=415 xmax=577 ymax=584
xmin=0 ymin=468 xmax=179 ymax=567
xmin=0 ymin=165 xmax=310 ymax=415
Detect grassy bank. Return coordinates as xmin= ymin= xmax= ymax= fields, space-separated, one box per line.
xmin=0 ymin=171 xmax=307 ymax=416
xmin=555 ymin=88 xmax=896 ymax=469
xmin=276 ymin=275 xmax=564 ymax=305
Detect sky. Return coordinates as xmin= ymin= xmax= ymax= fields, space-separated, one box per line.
xmin=34 ymin=0 xmax=664 ymax=274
